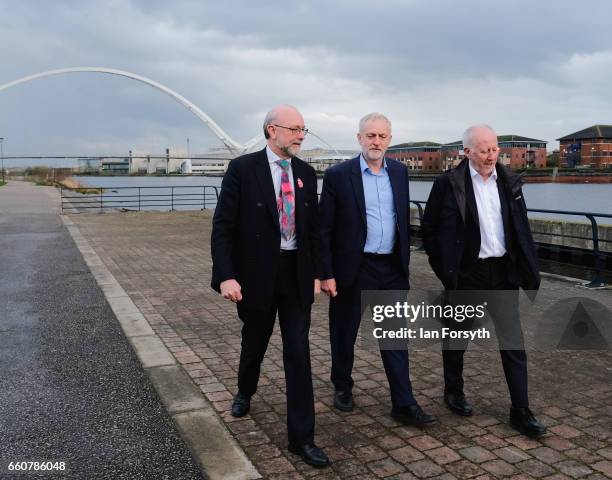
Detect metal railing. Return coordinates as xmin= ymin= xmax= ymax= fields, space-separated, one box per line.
xmin=410 ymin=200 xmax=611 ymax=288
xmin=60 ymin=187 xmax=610 ymax=287
xmin=61 ymin=185 xmax=220 ymax=212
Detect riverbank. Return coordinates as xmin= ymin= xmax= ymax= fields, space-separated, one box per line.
xmin=56 ymin=177 xmax=101 ymax=194
xmin=525 ymin=174 xmax=612 ymax=184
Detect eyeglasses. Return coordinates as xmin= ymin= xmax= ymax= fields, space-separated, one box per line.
xmin=272 ymin=124 xmax=309 ymax=135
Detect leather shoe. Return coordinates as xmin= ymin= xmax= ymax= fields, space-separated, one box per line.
xmin=334 ymin=390 xmax=354 ymax=412
xmin=444 ymin=392 xmax=473 ymax=417
xmin=288 ymin=443 xmax=330 ymax=468
xmin=510 ymin=407 xmax=547 ymax=437
xmin=231 ymin=392 xmax=251 ymax=417
xmin=391 ymin=404 xmax=437 ymax=427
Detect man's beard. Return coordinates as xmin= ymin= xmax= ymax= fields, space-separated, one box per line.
xmin=365 ymin=149 xmax=384 ymax=162
xmin=281 ymin=142 xmax=301 ymax=158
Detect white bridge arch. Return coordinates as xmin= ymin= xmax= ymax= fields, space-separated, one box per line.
xmin=0 ymin=67 xmax=262 ymax=156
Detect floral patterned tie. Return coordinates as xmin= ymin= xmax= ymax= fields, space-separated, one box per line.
xmin=276 ymin=159 xmax=295 ymax=240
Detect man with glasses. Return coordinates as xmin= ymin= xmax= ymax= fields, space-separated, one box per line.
xmin=211 ymin=105 xmax=329 ymax=467
xmin=421 ymin=124 xmax=546 ymax=436
xmin=319 ymin=113 xmax=436 ymax=427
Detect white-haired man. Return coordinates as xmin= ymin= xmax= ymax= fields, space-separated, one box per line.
xmin=422 ymin=124 xmax=546 ymax=437
xmin=320 ymin=113 xmax=436 ymax=427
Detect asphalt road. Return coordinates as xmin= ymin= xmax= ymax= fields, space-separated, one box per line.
xmin=0 ymin=181 xmax=205 ymax=479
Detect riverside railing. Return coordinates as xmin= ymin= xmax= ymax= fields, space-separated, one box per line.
xmin=410 ymin=200 xmax=611 ymax=288
xmin=59 ymin=187 xmax=610 ymax=288
xmin=61 ymin=185 xmax=220 ymax=213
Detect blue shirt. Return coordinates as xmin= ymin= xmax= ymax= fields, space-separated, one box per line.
xmin=360 ymin=155 xmax=397 ymax=253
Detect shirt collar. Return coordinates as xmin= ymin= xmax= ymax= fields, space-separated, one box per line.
xmin=468 ymin=160 xmax=497 ymax=181
xmin=360 ymin=154 xmax=387 ymax=174
xmin=266 ymin=145 xmax=290 ymax=165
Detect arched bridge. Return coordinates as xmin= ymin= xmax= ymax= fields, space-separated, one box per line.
xmin=0 ymin=67 xmax=263 ymax=156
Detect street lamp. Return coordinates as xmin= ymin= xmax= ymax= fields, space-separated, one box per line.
xmin=591 ymin=146 xmax=595 ymax=167
xmin=0 ymin=137 xmax=4 ymax=184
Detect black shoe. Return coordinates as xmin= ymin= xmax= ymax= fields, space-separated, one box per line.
xmin=334 ymin=390 xmax=354 ymax=412
xmin=444 ymin=392 xmax=473 ymax=417
xmin=288 ymin=443 xmax=330 ymax=468
xmin=391 ymin=404 xmax=437 ymax=427
xmin=231 ymin=392 xmax=251 ymax=417
xmin=509 ymin=407 xmax=547 ymax=437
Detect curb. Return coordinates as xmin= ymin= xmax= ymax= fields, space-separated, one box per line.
xmin=61 ymin=214 xmax=261 ymax=480
xmin=540 ymin=271 xmax=611 ymax=288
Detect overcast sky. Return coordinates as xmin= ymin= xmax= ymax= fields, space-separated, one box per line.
xmin=1 ymin=0 xmax=611 ymax=165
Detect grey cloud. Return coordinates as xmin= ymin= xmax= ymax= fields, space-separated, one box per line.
xmin=1 ymin=0 xmax=611 ymax=161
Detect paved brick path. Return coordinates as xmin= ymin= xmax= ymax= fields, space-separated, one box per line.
xmin=69 ymin=211 xmax=612 ymax=480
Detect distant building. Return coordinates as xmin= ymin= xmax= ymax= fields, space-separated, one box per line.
xmin=389 ymin=135 xmax=547 ymax=171
xmin=101 ymin=157 xmax=130 ymax=174
xmin=301 ymin=147 xmax=358 ymax=172
xmin=189 ymin=158 xmax=229 ymax=174
xmin=498 ymin=135 xmax=547 ymax=168
xmin=77 ymin=157 xmax=101 ymax=173
xmin=127 ymin=148 xmax=182 ymax=174
xmin=557 ymin=125 xmax=612 ymax=169
xmin=441 ymin=135 xmax=547 ymax=170
xmin=386 ymin=142 xmax=442 ymax=170
xmin=440 ymin=140 xmax=464 ymax=170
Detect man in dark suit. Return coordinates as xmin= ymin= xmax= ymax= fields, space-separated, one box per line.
xmin=422 ymin=124 xmax=546 ymax=436
xmin=211 ymin=105 xmax=329 ymax=467
xmin=319 ymin=113 xmax=436 ymax=427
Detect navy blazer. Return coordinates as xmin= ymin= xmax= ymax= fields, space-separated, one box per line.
xmin=211 ymin=148 xmax=321 ymax=309
xmin=319 ymin=156 xmax=411 ymax=288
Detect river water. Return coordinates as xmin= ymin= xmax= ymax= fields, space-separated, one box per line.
xmin=72 ymin=175 xmax=612 ymax=222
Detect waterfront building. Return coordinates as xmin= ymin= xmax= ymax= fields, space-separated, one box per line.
xmin=386 ymin=142 xmax=442 ymax=170
xmin=301 ymin=147 xmax=358 ymax=172
xmin=77 ymin=157 xmax=101 ymax=173
xmin=498 ymin=135 xmax=547 ymax=168
xmin=389 ymin=135 xmax=547 ymax=171
xmin=557 ymin=125 xmax=612 ymax=169
xmin=101 ymin=157 xmax=130 ymax=174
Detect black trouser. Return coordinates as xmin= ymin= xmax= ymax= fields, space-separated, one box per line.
xmin=236 ymin=252 xmax=315 ymax=445
xmin=329 ymin=253 xmax=417 ymax=407
xmin=443 ymin=256 xmax=529 ymax=408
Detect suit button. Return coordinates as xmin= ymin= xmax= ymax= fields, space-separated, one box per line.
xmin=304 ymin=201 xmax=309 ymax=207
xmin=449 ymin=269 xmax=454 ymax=273
xmin=256 ymin=202 xmax=263 ymax=207
xmin=456 ymin=240 xmax=462 ymax=244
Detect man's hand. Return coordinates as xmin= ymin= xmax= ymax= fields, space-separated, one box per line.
xmin=314 ymin=278 xmax=321 ymax=294
xmin=321 ymin=278 xmax=337 ymax=297
xmin=220 ymin=279 xmax=242 ymax=302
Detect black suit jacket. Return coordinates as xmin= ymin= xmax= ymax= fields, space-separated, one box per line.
xmin=421 ymin=158 xmax=540 ymax=291
xmin=211 ymin=148 xmax=321 ymax=310
xmin=319 ymin=156 xmax=411 ymax=288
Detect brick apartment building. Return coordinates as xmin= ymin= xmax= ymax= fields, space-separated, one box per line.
xmin=385 ymin=142 xmax=442 ymax=170
xmin=557 ymin=125 xmax=612 ymax=169
xmin=388 ymin=135 xmax=547 ymax=171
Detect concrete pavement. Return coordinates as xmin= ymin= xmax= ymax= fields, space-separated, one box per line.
xmin=0 ymin=181 xmax=208 ymax=479
xmin=2 ymin=179 xmax=611 ymax=479
xmin=65 ymin=200 xmax=612 ymax=479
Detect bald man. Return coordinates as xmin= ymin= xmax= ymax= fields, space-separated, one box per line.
xmin=211 ymin=105 xmax=329 ymax=467
xmin=422 ymin=124 xmax=546 ymax=437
